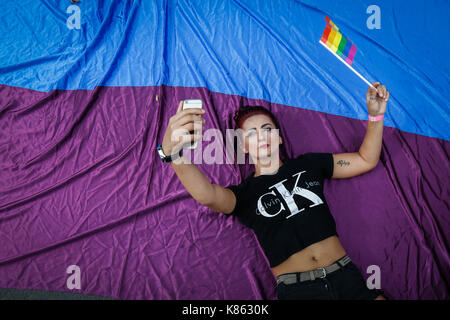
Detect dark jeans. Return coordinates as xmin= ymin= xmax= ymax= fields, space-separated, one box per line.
xmin=277 ymin=261 xmax=385 ymax=300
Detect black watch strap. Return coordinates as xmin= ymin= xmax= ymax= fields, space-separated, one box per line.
xmin=156 ymin=144 xmax=182 ymax=163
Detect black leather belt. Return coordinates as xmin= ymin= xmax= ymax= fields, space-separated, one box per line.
xmin=276 ymin=255 xmax=352 ymax=285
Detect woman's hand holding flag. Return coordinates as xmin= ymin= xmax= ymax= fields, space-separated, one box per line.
xmin=366 ymin=82 xmax=389 ymax=116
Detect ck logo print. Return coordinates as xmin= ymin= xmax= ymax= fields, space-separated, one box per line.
xmin=257 ymin=171 xmax=324 ymax=219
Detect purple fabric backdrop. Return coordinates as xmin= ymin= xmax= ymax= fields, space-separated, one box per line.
xmin=0 ymin=84 xmax=448 ymax=299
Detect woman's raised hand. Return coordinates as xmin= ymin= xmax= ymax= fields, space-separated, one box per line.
xmin=161 ymin=100 xmax=206 ymax=156
xmin=366 ymin=82 xmax=389 ymax=116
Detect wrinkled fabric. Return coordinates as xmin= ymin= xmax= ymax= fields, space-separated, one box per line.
xmin=0 ymin=1 xmax=448 ymax=140
xmin=0 ymin=0 xmax=449 ymax=300
xmin=0 ymin=85 xmax=448 ymax=299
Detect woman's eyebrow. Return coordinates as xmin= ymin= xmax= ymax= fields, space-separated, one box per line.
xmin=246 ymin=123 xmax=272 ymax=132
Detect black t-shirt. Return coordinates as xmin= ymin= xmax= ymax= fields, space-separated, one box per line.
xmin=226 ymin=153 xmax=338 ymax=268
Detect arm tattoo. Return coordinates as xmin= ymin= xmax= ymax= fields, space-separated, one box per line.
xmin=337 ymin=160 xmax=350 ymax=167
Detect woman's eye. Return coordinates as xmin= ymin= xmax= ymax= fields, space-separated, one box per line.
xmin=247 ymin=128 xmax=271 ymax=137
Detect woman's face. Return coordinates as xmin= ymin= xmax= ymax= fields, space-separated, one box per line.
xmin=238 ymin=113 xmax=282 ymax=163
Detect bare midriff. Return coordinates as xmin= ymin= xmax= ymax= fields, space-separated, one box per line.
xmin=271 ymin=236 xmax=347 ymax=279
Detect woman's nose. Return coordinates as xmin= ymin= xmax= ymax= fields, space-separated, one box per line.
xmin=258 ymin=130 xmax=268 ymax=141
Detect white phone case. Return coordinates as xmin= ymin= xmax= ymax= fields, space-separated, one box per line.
xmin=182 ymin=99 xmax=203 ymax=149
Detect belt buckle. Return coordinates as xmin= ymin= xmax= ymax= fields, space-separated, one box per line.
xmin=318 ymin=267 xmax=327 ymax=278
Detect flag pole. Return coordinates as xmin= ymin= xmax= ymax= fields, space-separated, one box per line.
xmin=319 ymin=40 xmax=378 ymax=92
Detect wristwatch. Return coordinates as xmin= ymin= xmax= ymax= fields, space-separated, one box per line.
xmin=156 ymin=144 xmax=182 ymax=163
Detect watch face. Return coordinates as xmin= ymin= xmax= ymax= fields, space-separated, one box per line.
xmin=157 ymin=145 xmax=181 ymax=163
xmin=157 ymin=147 xmax=166 ymax=158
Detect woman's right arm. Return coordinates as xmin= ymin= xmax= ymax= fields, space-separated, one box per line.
xmin=161 ymin=101 xmax=236 ymax=214
xmin=170 ymin=157 xmax=236 ymax=214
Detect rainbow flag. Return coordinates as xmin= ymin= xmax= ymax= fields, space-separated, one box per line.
xmin=320 ymin=16 xmax=357 ymax=65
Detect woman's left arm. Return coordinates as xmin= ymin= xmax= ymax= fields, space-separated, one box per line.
xmin=332 ymin=82 xmax=390 ymax=179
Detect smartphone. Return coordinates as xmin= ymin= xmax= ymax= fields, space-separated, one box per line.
xmin=182 ymin=99 xmax=203 ymax=149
